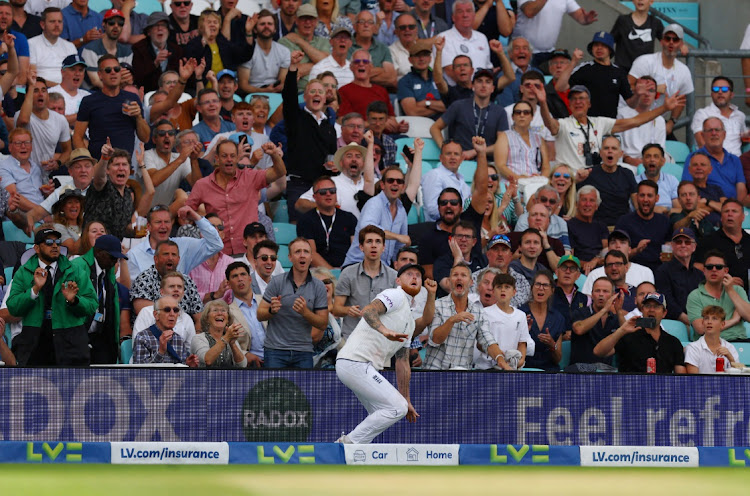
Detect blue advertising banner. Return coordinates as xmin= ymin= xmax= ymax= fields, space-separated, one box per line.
xmin=698 ymin=447 xmax=750 ymax=467
xmin=0 ymin=441 xmax=111 ymax=464
xmin=228 ymin=443 xmax=344 ymax=465
xmin=458 ymin=444 xmax=580 ymax=466
xmin=1 ymin=369 xmax=750 ymax=446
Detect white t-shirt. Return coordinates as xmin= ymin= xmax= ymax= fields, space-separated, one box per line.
xmin=144 ymin=149 xmax=191 ymax=207
xmin=741 ymin=24 xmax=750 ymax=50
xmin=440 ymin=27 xmax=491 ymax=86
xmin=684 ymin=336 xmax=739 ymax=374
xmin=629 ymin=53 xmax=694 ymax=108
xmin=616 ymin=105 xmax=666 ymax=159
xmin=309 ymin=56 xmax=354 ymax=87
xmin=14 ymin=110 xmax=70 ymax=166
xmin=48 ymin=85 xmax=90 ymax=118
xmin=581 ymin=262 xmax=654 ymax=295
xmin=553 ymin=116 xmax=615 ymax=171
xmin=505 ymin=103 xmax=555 ymax=142
xmin=337 ymin=287 xmax=414 ymax=370
xmin=240 ymin=41 xmax=291 ymax=87
xmin=298 ymin=173 xmax=365 ymax=219
xmin=473 ymin=305 xmax=529 ymax=369
xmin=514 ymin=0 xmax=581 ymax=53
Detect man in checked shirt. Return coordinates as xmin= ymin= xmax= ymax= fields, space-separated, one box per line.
xmin=423 ymin=262 xmax=509 ymax=370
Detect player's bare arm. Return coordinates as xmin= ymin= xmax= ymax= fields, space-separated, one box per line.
xmin=363 ymin=300 xmax=408 ymax=341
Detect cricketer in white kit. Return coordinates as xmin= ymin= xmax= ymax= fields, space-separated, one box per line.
xmin=335 ymin=264 xmax=428 ymax=444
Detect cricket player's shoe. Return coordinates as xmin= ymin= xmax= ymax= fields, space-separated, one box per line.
xmin=335 ymin=434 xmax=353 ymax=444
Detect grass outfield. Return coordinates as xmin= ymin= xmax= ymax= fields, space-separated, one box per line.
xmin=2 ymin=465 xmax=750 ymax=495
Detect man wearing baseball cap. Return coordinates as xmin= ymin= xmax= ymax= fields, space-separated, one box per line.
xmin=239 ymin=222 xmax=284 ymax=277
xmin=309 ymin=24 xmax=355 ymax=86
xmin=628 ymin=23 xmax=693 ymax=127
xmin=49 ymin=55 xmax=90 ymax=123
xmin=398 ymin=39 xmax=445 ymax=119
xmin=80 ymin=9 xmax=133 ymax=89
xmin=7 ymin=227 xmax=98 ymax=366
xmin=279 ymin=4 xmax=329 ymax=93
xmin=556 ymin=32 xmax=635 ymax=118
xmin=581 ymin=229 xmax=655 ymax=295
xmin=544 ymin=49 xmax=572 ymax=118
xmin=594 ymin=292 xmax=686 ymax=374
xmin=654 ymin=227 xmax=704 ymax=326
xmin=71 ymin=234 xmax=128 ymax=363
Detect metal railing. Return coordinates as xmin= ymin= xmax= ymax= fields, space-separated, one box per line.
xmin=648 ymin=7 xmax=712 ymax=49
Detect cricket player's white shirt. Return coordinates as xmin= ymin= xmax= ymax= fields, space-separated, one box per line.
xmin=337 ymin=287 xmax=415 ymax=370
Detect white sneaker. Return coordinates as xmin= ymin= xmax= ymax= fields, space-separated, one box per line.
xmin=335 ymin=434 xmax=352 ymax=444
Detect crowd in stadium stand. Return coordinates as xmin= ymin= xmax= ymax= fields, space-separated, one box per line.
xmin=0 ymin=0 xmax=750 ymax=376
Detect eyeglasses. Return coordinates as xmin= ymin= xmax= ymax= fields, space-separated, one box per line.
xmin=553 ymin=172 xmax=571 ymax=179
xmin=106 ymin=19 xmax=125 ymax=26
xmin=513 ymin=109 xmax=532 ymax=116
xmin=605 ymin=261 xmax=624 ymax=268
xmin=343 ymin=123 xmax=365 ymax=129
xmin=712 ymin=86 xmax=731 ymax=93
xmin=102 ymin=65 xmax=122 ymax=73
xmin=539 ymin=197 xmax=557 ymax=205
xmin=704 ymin=127 xmax=724 ymax=134
xmin=397 ymin=23 xmax=417 ymax=30
xmin=533 ymin=282 xmax=552 ymax=289
xmin=351 ymin=59 xmax=371 ymax=65
xmin=452 ymin=233 xmax=474 ymax=240
xmin=258 ymin=254 xmax=278 ymax=262
xmin=672 ymin=238 xmax=692 ymax=245
xmin=663 ymin=35 xmax=680 ymax=42
xmin=158 ymin=306 xmax=181 ymax=313
xmin=149 ymin=204 xmax=169 ymax=213
xmin=172 ymin=0 xmax=191 ymax=5
xmin=314 ymin=187 xmax=337 ymax=195
xmin=212 ymin=224 xmax=224 ymax=231
xmin=438 ymin=198 xmax=460 ymax=206
xmin=558 ymin=264 xmax=579 ymax=273
xmin=705 ymin=264 xmax=726 ymax=271
xmin=11 ymin=140 xmax=31 ymax=146
xmin=356 ymin=19 xmax=375 ymax=25
xmin=155 ymin=129 xmax=177 ymax=137
xmin=384 ymin=177 xmax=405 ymax=185
xmin=488 ymin=173 xmax=498 ymax=181
xmin=41 ymin=238 xmax=62 ymax=246
xmin=321 ymin=278 xmax=333 ymax=285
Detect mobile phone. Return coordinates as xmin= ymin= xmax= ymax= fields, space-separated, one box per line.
xmin=402 ymin=144 xmax=414 ymax=163
xmin=635 ymin=317 xmax=656 ymax=329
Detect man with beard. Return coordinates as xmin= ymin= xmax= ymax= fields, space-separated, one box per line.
xmin=615 ymin=179 xmax=671 ymax=271
xmin=8 ymin=227 xmax=97 ymax=366
xmin=238 ymin=9 xmax=290 ymax=95
xmin=692 ymin=76 xmax=748 ymax=156
xmin=10 ymin=0 xmax=41 ymax=39
xmin=334 ymin=225 xmax=396 ymax=339
xmin=602 ymin=249 xmax=636 ymax=312
xmin=634 ymin=143 xmax=678 ymax=214
xmin=510 ymin=204 xmax=565 ymax=269
xmin=80 ymin=9 xmax=133 ymax=89
xmin=418 ymin=186 xmax=462 ymax=279
xmin=421 ymin=140 xmax=474 ymax=222
xmin=335 ymin=263 xmax=425 ymax=444
xmin=424 ymin=262 xmax=509 ymax=370
xmin=28 ymin=7 xmax=76 ymax=85
xmin=670 ymin=181 xmax=717 ymax=237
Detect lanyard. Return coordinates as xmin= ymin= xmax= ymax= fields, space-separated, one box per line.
xmin=473 ymin=102 xmax=489 ymax=137
xmin=317 ymin=209 xmax=335 ymax=251
xmin=577 ymin=118 xmax=593 ymax=145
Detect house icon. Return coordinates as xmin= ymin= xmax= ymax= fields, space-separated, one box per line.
xmin=406 ymin=448 xmax=419 ymax=462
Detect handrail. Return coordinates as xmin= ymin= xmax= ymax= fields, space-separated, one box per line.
xmin=648 ymin=7 xmax=711 ymax=49
xmin=683 ymin=49 xmax=750 ymax=148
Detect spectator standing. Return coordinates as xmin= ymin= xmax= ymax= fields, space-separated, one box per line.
xmin=80 ymin=9 xmax=133 ymax=89
xmin=11 ymin=0 xmax=42 ymax=39
xmin=410 ymin=0 xmax=448 ymax=40
xmin=439 ymin=0 xmax=490 ymax=86
xmin=60 ymin=0 xmax=103 ymax=50
xmin=610 ymin=0 xmax=663 ymax=71
xmin=48 ymin=54 xmax=89 ymax=126
xmin=131 ymin=12 xmax=182 ymax=93
xmin=168 ymin=0 xmax=199 ymax=48
xmin=28 ymin=7 xmax=76 ymax=84
xmin=570 ymin=276 xmax=620 ymax=368
xmin=694 ymin=199 xmax=750 ymax=289
xmin=226 ymin=261 xmax=266 ymax=367
xmin=618 ymin=76 xmax=666 ymax=165
xmin=238 ymin=9 xmax=290 ymax=95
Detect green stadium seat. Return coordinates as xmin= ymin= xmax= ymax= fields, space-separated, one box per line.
xmin=271 ymin=200 xmax=289 ymax=223
xmin=2 ymin=221 xmax=32 ymax=243
xmin=394 ymin=137 xmax=442 ymax=163
xmin=244 ymin=92 xmax=283 ymax=116
xmin=120 ymin=339 xmax=133 ymax=365
xmin=734 ymin=343 xmax=750 ymax=366
xmin=559 ymin=340 xmax=571 ymax=369
xmin=661 ymin=162 xmax=683 ymax=181
xmin=407 ymin=205 xmax=421 ymax=224
xmin=665 ymin=140 xmax=690 ymax=165
xmin=458 ymin=161 xmax=477 ymax=184
xmin=575 ymin=273 xmax=586 ymax=289
xmin=330 ymin=268 xmax=342 ymax=280
xmin=273 ymin=223 xmax=297 ymax=245
xmin=661 ymin=319 xmax=690 ymax=342
xmin=277 ymin=245 xmax=291 ymax=268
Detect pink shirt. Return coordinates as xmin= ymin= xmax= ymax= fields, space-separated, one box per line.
xmin=187 ymin=168 xmax=268 ymax=255
xmin=189 ymin=252 xmax=236 ymax=301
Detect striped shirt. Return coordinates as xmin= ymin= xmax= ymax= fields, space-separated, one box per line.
xmin=504 ymin=128 xmax=544 ymax=177
xmin=423 ymin=296 xmax=496 ymax=370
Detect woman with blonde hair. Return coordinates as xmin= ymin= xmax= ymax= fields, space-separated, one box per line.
xmin=548 ymin=163 xmax=577 ymax=219
xmin=191 ymin=299 xmax=248 ymax=368
xmin=314 ymin=0 xmax=354 ymax=38
xmin=471 ymin=164 xmax=523 ymax=247
xmin=184 ymin=9 xmax=255 ymax=77
xmin=52 ymin=189 xmax=84 ymax=253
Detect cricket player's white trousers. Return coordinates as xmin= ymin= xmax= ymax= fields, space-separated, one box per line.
xmin=336 ymin=359 xmax=408 ymax=444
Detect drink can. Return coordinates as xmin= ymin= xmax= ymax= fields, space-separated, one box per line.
xmin=716 ymin=357 xmax=725 ymax=372
xmin=646 ymin=357 xmax=656 ymax=374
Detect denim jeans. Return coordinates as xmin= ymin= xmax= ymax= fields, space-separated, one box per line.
xmin=264 ymin=348 xmax=313 ymax=369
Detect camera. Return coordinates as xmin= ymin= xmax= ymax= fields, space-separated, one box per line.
xmin=583 ymin=142 xmax=601 ymax=167
xmin=635 ymin=317 xmax=657 ymax=329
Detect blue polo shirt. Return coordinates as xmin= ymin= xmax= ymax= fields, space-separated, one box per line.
xmin=397 ymin=69 xmax=442 ymax=104
xmin=61 ymin=5 xmax=104 ymax=45
xmin=681 ymin=146 xmax=745 ymax=199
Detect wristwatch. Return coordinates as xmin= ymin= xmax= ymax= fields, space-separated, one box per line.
xmin=425 ymin=100 xmax=431 ymax=108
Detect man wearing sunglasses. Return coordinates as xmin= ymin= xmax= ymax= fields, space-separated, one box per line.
xmin=348 ymin=10 xmax=397 ymax=89
xmin=144 ymin=119 xmax=202 ymax=207
xmin=628 ymin=24 xmax=693 ymax=128
xmin=694 ymin=199 xmax=750 ymax=290
xmin=168 ymin=0 xmax=199 ymax=48
xmin=80 ymin=9 xmax=133 ymax=89
xmin=297 ymin=176 xmax=357 ymax=269
xmin=691 ymin=76 xmax=748 ymax=156
xmin=7 ymin=227 xmax=98 ymax=366
xmin=687 ymin=250 xmax=750 ymax=342
xmin=248 ymin=239 xmax=279 ymax=297
xmin=133 ymin=295 xmax=200 ymax=365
